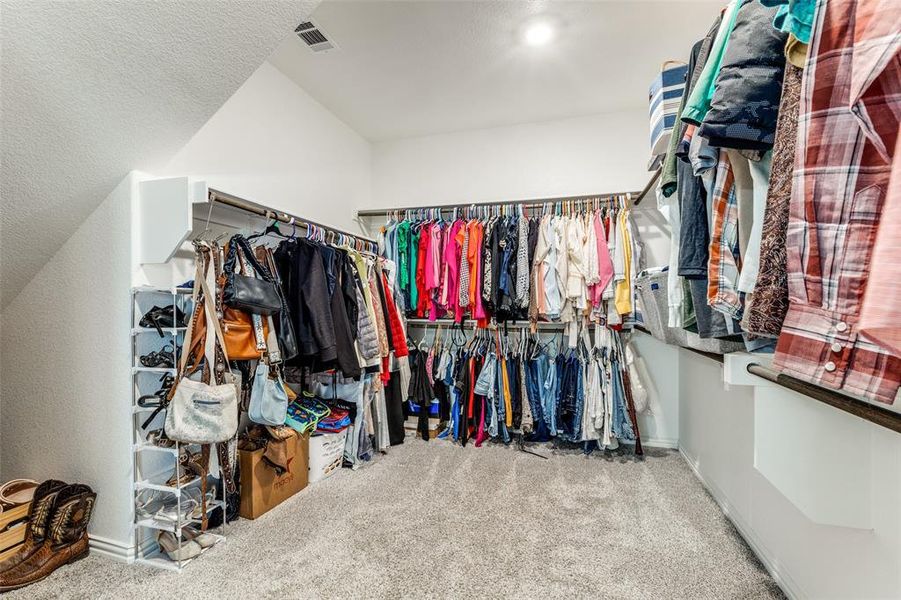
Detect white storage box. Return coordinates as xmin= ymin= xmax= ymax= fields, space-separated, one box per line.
xmin=308 ymin=430 xmax=347 ymax=483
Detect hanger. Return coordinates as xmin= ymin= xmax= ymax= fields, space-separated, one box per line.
xmin=246 ymin=211 xmax=283 ymax=241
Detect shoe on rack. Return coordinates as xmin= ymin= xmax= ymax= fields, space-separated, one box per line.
xmin=0 ymin=484 xmax=96 ymax=592
xmin=139 ymin=344 xmax=177 ymax=368
xmin=156 ymin=531 xmax=202 ymax=562
xmin=0 ymin=480 xmax=67 ymax=576
xmin=165 ymin=450 xmax=205 ymax=487
xmin=139 ymin=305 xmax=188 ymax=337
xmin=183 ymin=526 xmax=218 ymax=550
xmin=138 ymin=374 xmax=176 ymax=431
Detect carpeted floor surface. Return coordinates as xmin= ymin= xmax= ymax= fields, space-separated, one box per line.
xmin=11 ymin=441 xmax=784 ymax=599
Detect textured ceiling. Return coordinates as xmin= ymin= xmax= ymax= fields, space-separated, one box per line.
xmin=0 ymin=0 xmax=319 ymax=308
xmin=268 ymin=0 xmax=723 ymax=141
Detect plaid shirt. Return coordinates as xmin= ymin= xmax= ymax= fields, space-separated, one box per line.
xmin=707 ymin=150 xmax=744 ymax=320
xmin=772 ymin=0 xmax=901 ymax=404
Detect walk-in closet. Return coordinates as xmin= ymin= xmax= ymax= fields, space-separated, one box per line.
xmin=1 ymin=1 xmax=899 ymax=598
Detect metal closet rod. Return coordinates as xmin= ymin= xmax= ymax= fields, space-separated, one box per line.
xmin=406 ymin=318 xmax=572 ymax=329
xmin=208 ymin=188 xmax=377 ymax=247
xmin=356 ymin=169 xmax=661 ymax=217
xmin=746 ymin=363 xmax=901 ymax=434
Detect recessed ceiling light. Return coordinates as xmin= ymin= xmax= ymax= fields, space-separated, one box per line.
xmin=524 ymin=22 xmax=554 ymax=47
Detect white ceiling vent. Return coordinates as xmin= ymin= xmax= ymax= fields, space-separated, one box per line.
xmin=295 ymin=21 xmax=337 ymax=53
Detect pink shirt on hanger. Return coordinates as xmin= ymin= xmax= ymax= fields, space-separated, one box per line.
xmin=442 ymin=221 xmax=462 ymax=315
xmin=595 ymin=210 xmax=614 ymax=296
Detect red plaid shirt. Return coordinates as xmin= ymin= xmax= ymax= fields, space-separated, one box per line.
xmin=773 ymin=0 xmax=901 ymax=404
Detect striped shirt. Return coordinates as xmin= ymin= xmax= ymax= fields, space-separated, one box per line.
xmin=707 ymin=150 xmax=743 ymax=320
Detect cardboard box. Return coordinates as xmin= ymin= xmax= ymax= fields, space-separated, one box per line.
xmin=238 ymin=432 xmax=309 ymax=519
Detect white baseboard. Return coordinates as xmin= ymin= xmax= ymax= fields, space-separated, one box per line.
xmin=678 ymin=449 xmax=805 ymax=600
xmin=90 ymin=534 xmax=157 ymax=564
xmin=642 ymin=437 xmax=679 ymax=449
xmin=89 ymin=534 xmax=134 ymax=563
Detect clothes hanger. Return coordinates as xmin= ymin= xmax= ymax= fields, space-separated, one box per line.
xmin=246 ymin=212 xmax=284 ymax=241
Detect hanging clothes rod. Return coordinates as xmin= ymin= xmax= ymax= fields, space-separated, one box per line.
xmin=746 ymin=364 xmax=901 ymax=434
xmin=207 ymin=188 xmax=377 ymax=249
xmin=356 ymin=170 xmax=660 ymax=218
xmin=406 ymin=318 xmax=576 ymax=330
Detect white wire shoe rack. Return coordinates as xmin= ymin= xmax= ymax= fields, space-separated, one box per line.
xmin=130 ymin=286 xmax=227 ymax=571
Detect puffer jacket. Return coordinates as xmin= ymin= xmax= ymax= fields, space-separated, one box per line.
xmin=355 ymin=284 xmax=381 ymax=367
xmin=698 ymin=0 xmax=788 ymax=151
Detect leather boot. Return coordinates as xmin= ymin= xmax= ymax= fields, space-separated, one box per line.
xmin=0 ymin=484 xmax=96 ymax=592
xmin=0 ymin=479 xmax=67 ymax=575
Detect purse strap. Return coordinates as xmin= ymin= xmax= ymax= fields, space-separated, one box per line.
xmin=225 ymin=234 xmax=274 ymax=283
xmin=198 ymin=248 xmax=233 ymax=375
xmin=176 ymin=243 xmax=233 ymax=384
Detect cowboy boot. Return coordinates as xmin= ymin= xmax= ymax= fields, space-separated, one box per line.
xmin=0 ymin=484 xmax=96 ymax=592
xmin=0 ymin=479 xmax=67 ymax=575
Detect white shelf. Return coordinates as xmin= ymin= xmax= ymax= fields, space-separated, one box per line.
xmin=135 ymin=533 xmax=224 ymax=572
xmin=132 ymin=285 xmax=193 ymax=295
xmin=132 ymin=327 xmax=187 ymax=336
xmin=134 ymin=477 xmax=201 ymax=495
xmin=133 ymin=366 xmax=176 ymax=374
xmin=133 ymin=441 xmax=200 ymax=455
xmin=133 ymin=443 xmax=177 ymax=455
xmin=135 ymin=501 xmax=225 ymax=532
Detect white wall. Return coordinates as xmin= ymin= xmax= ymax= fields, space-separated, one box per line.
xmin=162 ymin=61 xmax=371 ymax=235
xmin=631 ymin=332 xmax=680 ymax=449
xmin=0 ymin=174 xmax=136 ymax=556
xmin=367 ymin=109 xmax=670 ymax=268
xmin=0 ymin=59 xmax=376 ymax=558
xmin=372 ymin=109 xmax=648 ymax=207
xmin=678 ymin=349 xmax=901 ymax=599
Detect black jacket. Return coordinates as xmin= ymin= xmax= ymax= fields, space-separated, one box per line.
xmin=275 ymin=239 xmax=337 ymax=364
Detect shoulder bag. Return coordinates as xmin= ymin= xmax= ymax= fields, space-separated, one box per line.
xmin=248 ymin=360 xmax=289 ymax=426
xmin=165 ymin=244 xmax=239 ymax=444
xmin=222 ymin=235 xmax=282 ymax=315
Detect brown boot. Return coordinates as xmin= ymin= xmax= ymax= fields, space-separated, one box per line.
xmin=0 ymin=479 xmax=67 ymax=575
xmin=0 ymin=484 xmax=96 ymax=592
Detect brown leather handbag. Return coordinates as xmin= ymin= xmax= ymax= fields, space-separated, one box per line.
xmin=220 ymin=274 xmax=269 ymax=360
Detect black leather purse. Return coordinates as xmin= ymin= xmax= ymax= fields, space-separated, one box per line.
xmin=222 ymin=235 xmax=282 ymax=316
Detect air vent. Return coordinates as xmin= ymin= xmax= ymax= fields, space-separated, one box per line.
xmin=294 ymin=20 xmax=337 ymax=53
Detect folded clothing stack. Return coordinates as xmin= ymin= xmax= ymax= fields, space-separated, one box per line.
xmin=285 ymin=394 xmax=331 ymax=435
xmin=316 ymin=404 xmax=351 ymax=433
xmin=317 ymin=398 xmax=356 ymax=434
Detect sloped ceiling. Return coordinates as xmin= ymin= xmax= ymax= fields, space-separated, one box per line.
xmin=269 ymin=0 xmax=722 ymax=141
xmin=0 ymin=0 xmax=319 ymax=308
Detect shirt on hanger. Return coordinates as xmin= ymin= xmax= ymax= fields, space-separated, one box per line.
xmin=772 ymin=0 xmax=901 ymax=404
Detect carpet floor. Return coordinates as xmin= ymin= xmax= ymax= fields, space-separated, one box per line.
xmin=11 ymin=441 xmax=784 ymax=599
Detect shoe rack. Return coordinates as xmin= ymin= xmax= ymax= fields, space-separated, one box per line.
xmin=130 ymin=286 xmax=226 ymax=571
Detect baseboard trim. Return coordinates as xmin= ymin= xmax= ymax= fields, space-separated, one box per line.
xmin=678 ymin=449 xmax=806 ymax=600
xmin=89 ymin=534 xmax=133 ymax=563
xmin=89 ymin=534 xmax=155 ymax=564
xmin=642 ymin=437 xmax=679 ymax=450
